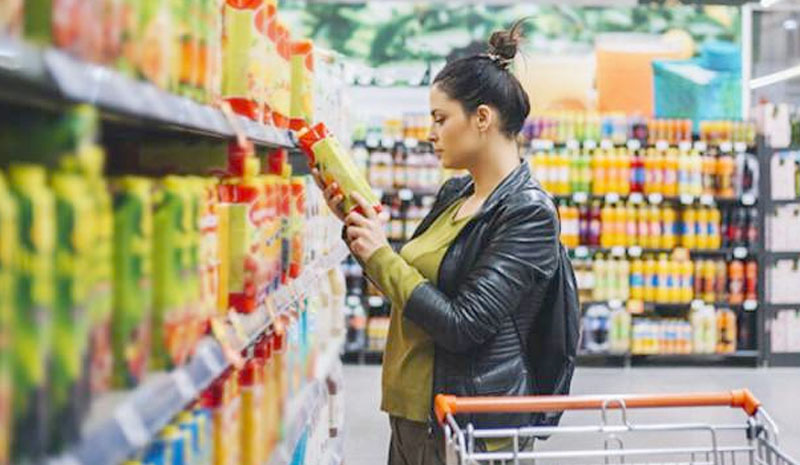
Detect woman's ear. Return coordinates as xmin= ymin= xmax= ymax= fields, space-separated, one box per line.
xmin=475 ymin=104 xmax=494 ymax=134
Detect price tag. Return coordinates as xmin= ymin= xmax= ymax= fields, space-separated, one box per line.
xmin=691 ymin=300 xmax=705 ymax=311
xmin=627 ymin=300 xmax=645 ymax=315
xmin=381 ymin=137 xmax=395 ymax=149
xmin=611 ymin=246 xmax=626 ymax=258
xmin=605 ymin=193 xmax=621 ymax=204
xmin=566 ymin=140 xmax=580 ymax=150
xmin=114 ymin=402 xmax=150 ymax=448
xmin=584 ymin=140 xmax=597 ymax=150
xmin=172 ymin=369 xmax=197 ymax=401
xmin=648 ymin=193 xmax=664 ymax=205
xmin=734 ymin=142 xmax=748 ymax=153
xmin=626 ymin=140 xmax=641 ymax=151
xmin=574 ymin=246 xmax=590 ymax=259
xmin=742 ymin=193 xmax=756 ymax=206
xmin=719 ymin=141 xmax=733 ymax=153
xmin=744 ymin=300 xmax=758 ymax=311
xmin=404 ymin=138 xmax=419 ymax=149
xmin=368 ymin=296 xmax=385 ymax=307
xmin=678 ymin=141 xmax=692 ymax=152
xmin=572 ymin=192 xmax=589 ymax=204
xmin=628 ymin=246 xmax=643 ymax=258
xmin=733 ymin=247 xmax=749 ymax=259
xmin=655 ymin=140 xmax=670 ymax=151
xmin=699 ymin=194 xmax=714 ymax=206
xmin=365 ymin=135 xmax=380 ymax=149
xmin=629 ymin=193 xmax=644 ymax=205
xmin=694 ymin=141 xmax=708 ymax=152
xmin=680 ymin=194 xmax=695 ymax=206
xmin=600 ymin=140 xmax=614 ymax=150
xmin=609 ymin=299 xmax=624 ymax=309
xmin=398 ymin=189 xmax=414 ymax=201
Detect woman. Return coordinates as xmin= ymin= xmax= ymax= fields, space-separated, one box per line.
xmin=315 ymin=20 xmax=576 ymax=464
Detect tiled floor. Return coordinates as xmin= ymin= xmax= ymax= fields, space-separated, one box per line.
xmin=342 ymin=365 xmax=800 ymax=464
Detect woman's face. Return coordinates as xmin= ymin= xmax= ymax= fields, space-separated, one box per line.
xmin=428 ymin=85 xmax=485 ymax=170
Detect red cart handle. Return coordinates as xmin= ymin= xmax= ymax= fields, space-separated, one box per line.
xmin=434 ymin=389 xmax=761 ymax=426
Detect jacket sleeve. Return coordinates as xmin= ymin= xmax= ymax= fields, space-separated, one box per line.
xmin=403 ymin=195 xmax=560 ymax=353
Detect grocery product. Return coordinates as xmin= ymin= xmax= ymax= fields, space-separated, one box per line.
xmin=138 ymin=0 xmax=174 ymax=89
xmin=274 ymin=21 xmax=291 ymax=129
xmin=0 ymin=173 xmax=17 ymax=465
xmin=289 ymin=177 xmax=307 ymax=279
xmin=690 ymin=305 xmax=717 ymax=354
xmin=290 ymin=39 xmax=314 ymax=130
xmin=111 ymin=176 xmax=153 ymax=388
xmin=716 ymin=308 xmax=737 ymax=354
xmin=583 ymin=305 xmax=611 ymax=353
xmin=50 ymin=171 xmax=93 ymax=452
xmin=297 ymin=123 xmax=381 ymax=215
xmin=204 ymin=372 xmax=241 ymax=465
xmin=258 ymin=0 xmax=279 ymax=126
xmin=9 ymin=164 xmax=55 ymax=462
xmin=239 ymin=360 xmax=263 ymax=465
xmin=221 ymin=0 xmax=264 ymax=120
xmin=220 ymin=143 xmax=265 ymax=313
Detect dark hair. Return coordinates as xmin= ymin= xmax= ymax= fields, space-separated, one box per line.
xmin=433 ymin=19 xmax=531 ymax=138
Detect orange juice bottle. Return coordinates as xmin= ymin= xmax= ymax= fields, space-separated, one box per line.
xmin=702 ymin=155 xmax=716 ymax=196
xmin=682 ymin=207 xmax=697 ymax=249
xmin=614 ymin=203 xmax=627 ymax=247
xmin=661 ymin=206 xmax=676 ymax=249
xmin=663 ymin=149 xmax=678 ymax=197
xmin=696 ymin=207 xmax=710 ymax=250
xmin=618 ymin=148 xmax=631 ymax=195
xmin=656 ymin=254 xmax=670 ymax=303
xmin=668 ymin=259 xmax=681 ymax=303
xmin=654 ymin=149 xmax=666 ymax=195
xmin=644 ymin=255 xmax=657 ymax=302
xmin=646 ymin=206 xmax=662 ymax=249
xmin=717 ymin=154 xmax=735 ymax=199
xmin=626 ymin=202 xmax=638 ymax=247
xmin=600 ymin=204 xmax=614 ymax=248
xmin=592 ymin=150 xmax=607 ymax=195
xmin=643 ymin=149 xmax=656 ymax=195
xmin=636 ymin=205 xmax=649 ymax=247
xmin=630 ymin=258 xmax=645 ymax=301
xmin=680 ymin=259 xmax=695 ymax=302
xmin=708 ymin=207 xmax=721 ymax=250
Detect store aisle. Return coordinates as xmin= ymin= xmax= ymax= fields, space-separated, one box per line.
xmin=342 ymin=365 xmax=800 ymax=464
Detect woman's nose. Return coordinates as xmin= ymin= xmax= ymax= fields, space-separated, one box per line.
xmin=428 ymin=127 xmax=437 ymax=143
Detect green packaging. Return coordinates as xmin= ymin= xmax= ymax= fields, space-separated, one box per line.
xmin=0 ymin=173 xmax=17 ymax=465
xmin=8 ymin=164 xmax=55 ymax=463
xmin=49 ymin=172 xmax=93 ymax=452
xmin=112 ymin=177 xmax=153 ymax=388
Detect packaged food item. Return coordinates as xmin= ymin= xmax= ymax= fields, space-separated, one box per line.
xmin=260 ymin=175 xmax=282 ymax=293
xmin=176 ymin=410 xmax=201 ymax=465
xmin=203 ymin=371 xmax=241 ymax=465
xmin=288 ymin=177 xmax=307 ymax=279
xmin=716 ymin=308 xmax=737 ymax=354
xmin=197 ymin=178 xmax=220 ymax=330
xmin=111 ymin=177 xmax=153 ymax=388
xmin=297 ymin=123 xmax=381 ymax=215
xmin=273 ymin=21 xmax=291 ymax=129
xmin=117 ymin=0 xmax=141 ymax=75
xmin=289 ymin=39 xmax=314 ymax=130
xmin=219 ymin=143 xmax=265 ymax=313
xmin=239 ymin=359 xmax=263 ymax=465
xmin=9 ymin=164 xmax=55 ymax=462
xmin=50 ymin=171 xmax=93 ymax=452
xmin=258 ymin=0 xmax=279 ymax=126
xmin=0 ymin=0 xmax=23 ymax=37
xmin=138 ymin=0 xmax=173 ymax=89
xmin=151 ymin=176 xmax=190 ymax=370
xmin=0 ymin=173 xmax=17 ymax=465
xmin=193 ymin=407 xmax=213 ymax=465
xmin=728 ymin=260 xmax=745 ymax=305
xmin=222 ymin=0 xmax=264 ymax=120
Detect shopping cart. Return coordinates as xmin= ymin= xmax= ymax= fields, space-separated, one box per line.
xmin=434 ymin=389 xmax=798 ymax=465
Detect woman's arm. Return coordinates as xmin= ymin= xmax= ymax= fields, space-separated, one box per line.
xmin=363 ymin=247 xmax=427 ymax=311
xmin=403 ymin=195 xmax=559 ymax=353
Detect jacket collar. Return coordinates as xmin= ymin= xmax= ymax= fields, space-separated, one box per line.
xmin=455 ymin=160 xmax=533 ymax=219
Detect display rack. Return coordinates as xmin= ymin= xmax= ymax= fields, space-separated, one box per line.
xmin=46 ymin=244 xmax=349 ymax=465
xmin=0 ymin=37 xmax=293 ymax=149
xmin=756 ymin=138 xmax=800 ymax=367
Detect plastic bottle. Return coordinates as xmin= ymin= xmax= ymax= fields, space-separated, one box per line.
xmin=715 ymin=260 xmax=728 ymax=304
xmin=663 ymin=149 xmax=678 ymax=197
xmin=630 ymin=149 xmax=645 ymax=194
xmin=745 ymin=260 xmax=758 ymax=302
xmin=593 ymin=150 xmax=608 ymax=196
xmin=656 ymin=254 xmax=670 ymax=303
xmin=689 ymin=150 xmax=704 ymax=197
xmin=702 ymin=155 xmax=717 ymax=196
xmin=625 ymin=203 xmax=638 ymax=247
xmin=636 ymin=205 xmax=648 ymax=247
xmin=593 ymin=255 xmax=607 ymax=302
xmin=667 ymin=259 xmax=681 ymax=303
xmin=600 ymin=204 xmax=614 ymax=248
xmin=579 ymin=205 xmax=590 ymax=246
xmin=613 ymin=203 xmax=627 ymax=247
xmin=661 ymin=206 xmax=676 ymax=249
xmin=680 ymin=259 xmax=695 ymax=303
xmin=646 ymin=206 xmax=662 ymax=249
xmin=589 ymin=202 xmax=602 ymax=247
xmin=717 ymin=153 xmax=736 ymax=198
xmin=716 ymin=308 xmax=737 ymax=354
xmin=609 ymin=308 xmax=631 ymax=353
xmin=644 ymin=255 xmax=657 ymax=303
xmin=677 ymin=149 xmax=691 ymax=196
xmin=618 ymin=148 xmax=631 ymax=195
xmin=696 ymin=207 xmax=710 ymax=250
xmin=708 ymin=207 xmax=722 ymax=250
xmin=682 ymin=207 xmax=697 ymax=249
xmin=619 ymin=259 xmax=630 ymax=301
xmin=630 ymin=258 xmax=645 ymax=301
xmin=703 ymin=260 xmax=717 ymax=303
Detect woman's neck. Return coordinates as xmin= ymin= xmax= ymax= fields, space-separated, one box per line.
xmin=469 ymin=136 xmax=520 ymax=199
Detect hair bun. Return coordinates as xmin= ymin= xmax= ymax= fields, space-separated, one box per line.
xmin=488 ymin=19 xmax=525 ymax=67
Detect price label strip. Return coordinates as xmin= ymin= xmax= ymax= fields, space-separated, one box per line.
xmin=114 ymin=402 xmax=150 ymax=448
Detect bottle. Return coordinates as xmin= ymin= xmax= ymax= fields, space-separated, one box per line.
xmin=661 ymin=206 xmax=677 ymax=249
xmin=569 ymin=151 xmax=582 ymax=194
xmin=644 ymin=255 xmax=657 ymax=303
xmin=653 ymin=149 xmax=666 ymax=195
xmin=630 ymin=258 xmax=645 ymax=301
xmin=589 ymin=202 xmax=602 ymax=247
xmin=618 ymin=148 xmax=631 ymax=195
xmin=668 ymin=259 xmax=681 ymax=303
xmin=566 ymin=204 xmax=580 ymax=248
xmin=600 ymin=204 xmax=614 ymax=248
xmin=715 ymin=260 xmax=728 ymax=303
xmin=702 ymin=154 xmax=717 ymax=196
xmin=592 ymin=150 xmax=607 ymax=196
xmin=677 ymin=149 xmax=691 ymax=196
xmin=630 ymin=149 xmax=645 ymax=194
xmin=680 ymin=259 xmax=695 ymax=303
xmin=696 ymin=207 xmax=710 ymax=250
xmin=728 ymin=260 xmax=745 ymax=305
xmin=593 ymin=254 xmax=607 ymax=302
xmin=578 ymin=205 xmax=590 ymax=246
xmin=745 ymin=260 xmax=758 ymax=302
xmin=663 ymin=149 xmax=678 ymax=197
xmin=626 ymin=203 xmax=638 ymax=247
xmin=709 ymin=207 xmax=722 ymax=250
xmin=716 ymin=308 xmax=737 ymax=354
xmin=614 ymin=203 xmax=627 ymax=247
xmin=644 ymin=149 xmax=657 ymax=195
xmin=682 ymin=207 xmax=697 ymax=249
xmin=717 ymin=153 xmax=736 ymax=198
xmin=609 ymin=308 xmax=631 ymax=353
xmin=656 ymin=254 xmax=670 ymax=303
xmin=689 ymin=150 xmax=704 ymax=197
xmin=746 ymin=208 xmax=758 ymax=248
xmin=619 ymin=259 xmax=631 ymax=301
xmin=647 ymin=205 xmax=662 ymax=249
xmin=579 ymin=151 xmax=592 ymax=193
xmin=694 ymin=260 xmax=704 ymax=301
xmin=557 ymin=151 xmax=570 ymax=195
xmin=703 ymin=260 xmax=717 ymax=303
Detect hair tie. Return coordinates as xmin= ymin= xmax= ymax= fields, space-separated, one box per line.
xmin=486 ymin=53 xmax=512 ymax=70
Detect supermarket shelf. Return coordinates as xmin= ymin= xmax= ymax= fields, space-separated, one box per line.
xmin=579 ymin=351 xmax=760 ymax=367
xmin=768 ymin=352 xmax=800 ymax=367
xmin=764 ymin=303 xmax=800 ymax=310
xmin=50 ymin=244 xmax=349 ymax=465
xmin=569 ymin=246 xmax=756 ymax=259
xmin=580 ymin=300 xmax=758 ymax=312
xmin=766 ymin=198 xmax=800 ymax=206
xmin=374 ymin=187 xmax=440 ymax=199
xmin=0 ymin=37 xmax=293 ymax=149
xmin=576 ymin=353 xmax=628 ymax=367
xmin=763 ymin=251 xmax=800 ymax=261
xmin=553 ymin=193 xmax=755 ymax=207
xmin=528 ymin=139 xmax=755 ymax=152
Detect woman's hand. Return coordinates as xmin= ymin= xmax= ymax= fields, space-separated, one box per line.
xmin=311 ymin=168 xmax=347 ymax=222
xmin=345 ymin=191 xmax=389 ymax=263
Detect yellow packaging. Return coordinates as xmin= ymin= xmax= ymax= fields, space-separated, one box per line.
xmin=239 ymin=360 xmax=263 ymax=465
xmin=221 ymin=0 xmax=265 ymax=120
xmin=0 ymin=173 xmax=17 ymax=465
xmin=216 ymin=202 xmax=231 ymax=315
xmin=289 ymin=39 xmax=314 ymax=129
xmin=197 ymin=178 xmax=220 ymax=326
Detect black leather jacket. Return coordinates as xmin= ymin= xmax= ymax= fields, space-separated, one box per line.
xmin=403 ymin=161 xmax=562 ymax=429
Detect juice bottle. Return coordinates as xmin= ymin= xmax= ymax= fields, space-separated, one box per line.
xmin=239 ymin=359 xmax=263 ymax=465
xmin=661 ymin=206 xmax=676 ymax=249
xmin=716 ymin=308 xmax=737 ymax=354
xmin=715 ymin=260 xmax=728 ymax=303
xmin=708 ymin=207 xmax=721 ymax=250
xmin=151 ymin=176 xmax=189 ymax=370
xmin=579 ymin=151 xmax=592 ymax=194
xmin=607 ymin=150 xmax=620 ymax=195
xmin=607 ymin=258 xmax=619 ymax=301
xmin=702 ymin=155 xmax=717 ymax=196
xmin=619 ymin=259 xmax=630 ymax=301
xmin=629 ymin=258 xmax=645 ymax=301
xmin=703 ymin=260 xmax=716 ymax=303
xmin=643 ymin=255 xmax=657 ymax=303
xmin=568 ymin=151 xmax=581 ymax=194
xmin=220 ymin=143 xmax=266 ymax=313
xmin=111 ymin=176 xmax=153 ymax=388
xmin=222 ymin=0 xmax=265 ymax=120
xmin=600 ymin=205 xmax=614 ymax=248
xmin=625 ymin=203 xmax=638 ymax=247
xmin=630 ymin=149 xmax=645 ymax=194
xmin=592 ymin=150 xmax=607 ymax=196
xmin=656 ymin=254 xmax=669 ymax=303
xmin=663 ymin=149 xmax=678 ymax=197
xmin=745 ymin=260 xmax=758 ymax=302
xmin=9 ymin=164 xmax=55 ymax=462
xmin=289 ymin=39 xmax=314 ymax=130
xmin=288 ymin=177 xmax=307 ymax=279
xmin=694 ymin=260 xmax=704 ymax=301
xmin=643 ymin=149 xmax=656 ymax=195
xmin=717 ymin=154 xmax=735 ymax=198
xmin=646 ymin=206 xmax=661 ymax=249
xmin=680 ymin=259 xmax=694 ymax=303
xmin=636 ymin=205 xmax=648 ymax=247
xmin=593 ymin=255 xmax=607 ymax=302
xmin=677 ymin=149 xmax=691 ymax=196
xmin=578 ymin=205 xmax=590 ymax=246
xmin=0 ymin=174 xmax=16 ymax=465
xmin=653 ymin=150 xmax=666 ymax=196
xmin=557 ymin=151 xmax=570 ymax=195
xmin=588 ymin=201 xmax=602 ymax=247
xmin=696 ymin=207 xmax=710 ymax=250
xmin=50 ymin=172 xmax=93 ymax=452
xmin=667 ymin=259 xmax=681 ymax=303
xmin=609 ymin=308 xmax=631 ymax=353
xmin=613 ymin=203 xmax=626 ymax=247
xmin=681 ymin=207 xmax=697 ymax=249
xmin=689 ymin=150 xmax=704 ymax=197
